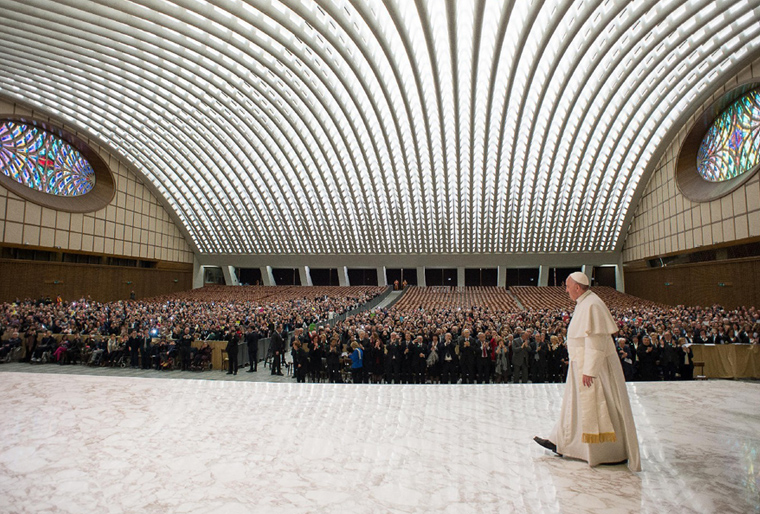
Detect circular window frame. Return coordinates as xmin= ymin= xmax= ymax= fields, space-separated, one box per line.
xmin=0 ymin=117 xmax=115 ymax=212
xmin=676 ymin=82 xmax=760 ymax=203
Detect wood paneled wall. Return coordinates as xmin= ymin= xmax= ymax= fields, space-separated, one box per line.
xmin=625 ymin=257 xmax=760 ymax=309
xmin=0 ymin=259 xmax=192 ymax=302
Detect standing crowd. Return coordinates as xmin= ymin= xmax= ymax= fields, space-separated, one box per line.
xmin=1 ymin=287 xmax=758 ymax=385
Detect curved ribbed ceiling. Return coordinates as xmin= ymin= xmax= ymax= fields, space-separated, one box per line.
xmin=0 ymin=0 xmax=759 ymax=255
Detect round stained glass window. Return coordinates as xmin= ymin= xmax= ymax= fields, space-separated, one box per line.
xmin=0 ymin=120 xmax=95 ymax=196
xmin=0 ymin=117 xmax=114 ymax=212
xmin=676 ymin=84 xmax=760 ymax=203
xmin=696 ymin=89 xmax=760 ymax=182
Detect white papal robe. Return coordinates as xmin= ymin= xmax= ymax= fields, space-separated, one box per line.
xmin=549 ymin=290 xmax=641 ymax=472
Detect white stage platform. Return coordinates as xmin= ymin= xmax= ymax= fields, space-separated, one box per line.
xmin=0 ymin=373 xmax=757 ymax=513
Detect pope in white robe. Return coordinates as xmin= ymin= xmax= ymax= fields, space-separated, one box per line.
xmin=538 ymin=272 xmax=641 ymax=472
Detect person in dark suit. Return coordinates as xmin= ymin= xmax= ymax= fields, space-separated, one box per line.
xmin=326 ymin=338 xmax=342 ymax=383
xmin=179 ymin=327 xmax=193 ymax=371
xmin=270 ymin=324 xmax=284 ymax=376
xmin=459 ymin=335 xmax=476 ymax=384
xmin=292 ymin=340 xmax=307 ymax=383
xmin=411 ymin=336 xmax=427 ymax=384
xmin=458 ymin=329 xmax=477 ymax=384
xmin=385 ymin=332 xmax=403 ymax=384
xmin=127 ymin=329 xmax=140 ymax=368
xmin=225 ymin=328 xmax=240 ymax=375
xmin=245 ymin=325 xmax=259 ymax=372
xmin=439 ymin=332 xmax=458 ymax=384
xmin=512 ymin=331 xmax=531 ymax=383
xmin=533 ymin=332 xmax=549 ymax=383
xmin=658 ymin=332 xmax=678 ymax=380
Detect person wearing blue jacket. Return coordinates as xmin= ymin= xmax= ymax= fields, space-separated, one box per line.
xmin=350 ymin=341 xmax=363 ymax=384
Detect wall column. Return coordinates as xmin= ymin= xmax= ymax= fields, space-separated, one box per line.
xmin=261 ymin=266 xmax=275 ymax=286
xmin=497 ymin=266 xmax=507 ymax=287
xmin=538 ymin=265 xmax=549 ymax=287
xmin=299 ymin=266 xmax=313 ymax=286
xmin=338 ymin=266 xmax=349 ymax=286
xmin=457 ymin=267 xmax=465 ymax=287
xmin=615 ymin=256 xmax=626 ymax=293
xmin=221 ymin=266 xmax=239 ymax=286
xmin=417 ymin=267 xmax=426 ymax=287
xmin=193 ymin=257 xmax=205 ymax=289
xmin=377 ymin=266 xmax=387 ymax=286
xmin=581 ymin=264 xmax=594 ymax=285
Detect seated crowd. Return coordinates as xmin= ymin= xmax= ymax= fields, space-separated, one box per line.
xmin=0 ymin=286 xmax=385 ymax=370
xmin=1 ymin=286 xmax=758 ymax=385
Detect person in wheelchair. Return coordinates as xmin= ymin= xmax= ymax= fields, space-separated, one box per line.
xmin=151 ymin=339 xmax=166 ymax=370
xmin=87 ymin=336 xmax=107 ymax=366
xmin=104 ymin=335 xmax=120 ymax=366
xmin=31 ymin=331 xmax=55 ymax=363
xmin=160 ymin=340 xmax=178 ymax=370
xmin=191 ymin=342 xmax=212 ymax=371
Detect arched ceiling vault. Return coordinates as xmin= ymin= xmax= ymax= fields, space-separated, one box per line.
xmin=1 ymin=0 xmax=759 ymax=255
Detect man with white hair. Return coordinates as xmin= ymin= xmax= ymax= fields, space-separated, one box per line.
xmin=534 ymin=272 xmax=641 ymax=472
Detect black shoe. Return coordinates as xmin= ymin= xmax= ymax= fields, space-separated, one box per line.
xmin=600 ymin=459 xmax=628 ymax=466
xmin=246 ymin=369 xmax=254 ymax=373
xmin=226 ymin=372 xmax=233 ymax=375
xmin=534 ymin=436 xmax=562 ymax=456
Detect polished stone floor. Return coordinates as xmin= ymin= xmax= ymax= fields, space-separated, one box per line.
xmin=0 ymin=368 xmax=757 ymax=513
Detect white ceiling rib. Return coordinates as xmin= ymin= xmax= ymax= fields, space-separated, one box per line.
xmin=0 ymin=0 xmax=758 ymax=255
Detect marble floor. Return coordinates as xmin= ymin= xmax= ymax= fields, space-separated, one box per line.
xmin=0 ymin=371 xmax=757 ymax=514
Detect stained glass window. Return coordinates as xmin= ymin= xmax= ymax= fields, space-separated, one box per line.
xmin=0 ymin=121 xmax=95 ymax=196
xmin=696 ymin=89 xmax=760 ymax=182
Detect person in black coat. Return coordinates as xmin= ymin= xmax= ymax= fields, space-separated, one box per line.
xmin=326 ymin=339 xmax=342 ymax=383
xmin=533 ymin=333 xmax=549 ymax=383
xmin=636 ymin=335 xmax=659 ymax=381
xmin=309 ymin=337 xmax=324 ymax=382
xmin=439 ymin=332 xmax=458 ymax=384
xmin=245 ymin=325 xmax=260 ymax=372
xmin=411 ymin=336 xmax=427 ymax=384
xmin=658 ymin=332 xmax=679 ymax=380
xmin=476 ymin=332 xmax=491 ymax=384
xmin=369 ymin=333 xmax=386 ymax=383
xmin=179 ymin=327 xmax=194 ymax=371
xmin=270 ymin=324 xmax=284 ymax=376
xmin=292 ymin=340 xmax=307 ymax=383
xmin=225 ymin=328 xmax=240 ymax=375
xmin=127 ymin=329 xmax=141 ymax=368
xmin=385 ymin=333 xmax=403 ymax=384
xmin=459 ymin=336 xmax=477 ymax=384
